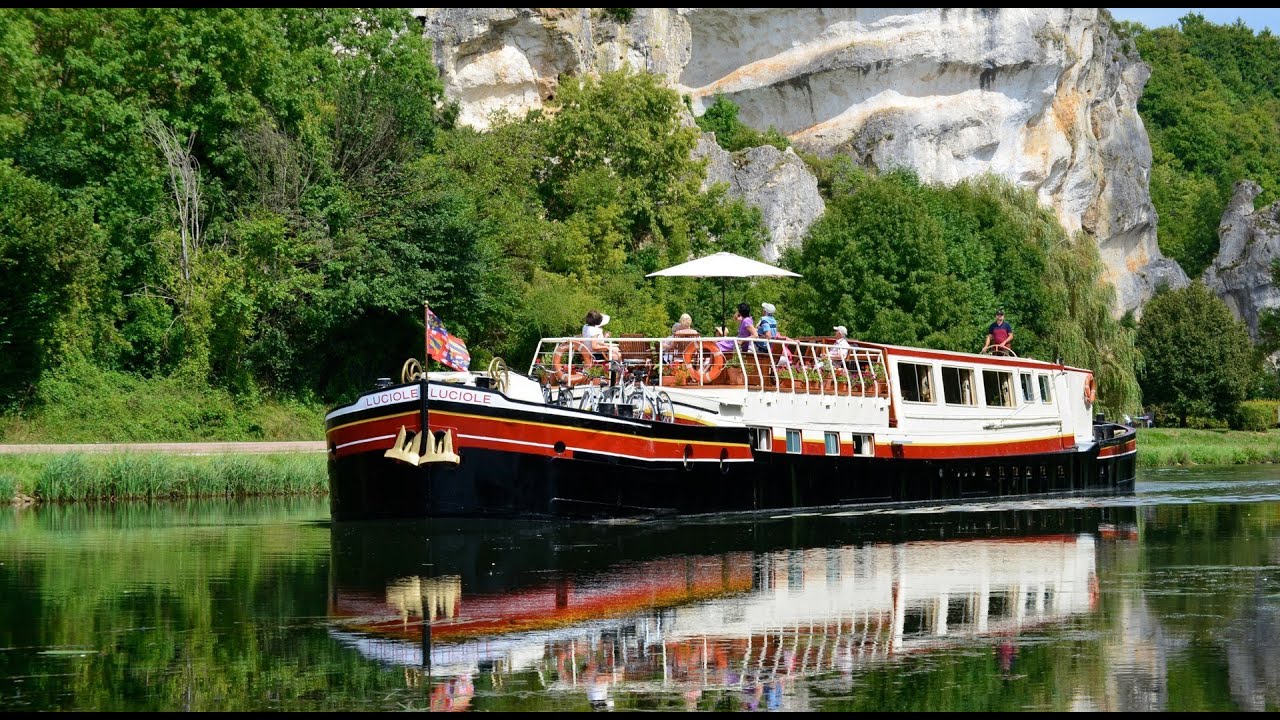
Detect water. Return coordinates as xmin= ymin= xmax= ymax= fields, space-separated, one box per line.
xmin=2 ymin=467 xmax=1279 ymax=711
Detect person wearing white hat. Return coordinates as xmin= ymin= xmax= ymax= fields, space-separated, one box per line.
xmin=758 ymin=302 xmax=779 ymax=338
xmin=828 ymin=325 xmax=852 ymax=366
xmin=582 ymin=309 xmax=621 ymax=361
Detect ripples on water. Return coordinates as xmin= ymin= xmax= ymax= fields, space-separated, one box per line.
xmin=1 ymin=467 xmax=1279 ymax=710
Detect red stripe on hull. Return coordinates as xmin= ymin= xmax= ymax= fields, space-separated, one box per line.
xmin=880 ymin=345 xmax=1082 ymax=372
xmin=327 ymin=407 xmax=753 ymax=462
xmin=1098 ymin=439 xmax=1137 ymax=458
xmin=874 ymin=434 xmax=1076 ymax=460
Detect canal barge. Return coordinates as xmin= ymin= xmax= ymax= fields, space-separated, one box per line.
xmin=325 ymin=333 xmax=1136 ymax=520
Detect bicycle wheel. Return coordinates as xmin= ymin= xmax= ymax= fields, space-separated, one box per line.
xmin=577 ymin=385 xmax=600 ymax=413
xmin=621 ymin=386 xmax=643 ymax=420
xmin=655 ymin=391 xmax=675 ymax=423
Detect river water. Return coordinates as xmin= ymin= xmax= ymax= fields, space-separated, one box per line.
xmin=1 ymin=466 xmax=1278 ymax=711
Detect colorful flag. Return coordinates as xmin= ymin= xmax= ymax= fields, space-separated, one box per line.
xmin=426 ymin=308 xmax=471 ymax=371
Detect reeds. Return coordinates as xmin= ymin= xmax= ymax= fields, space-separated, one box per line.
xmin=2 ymin=453 xmax=326 ymax=503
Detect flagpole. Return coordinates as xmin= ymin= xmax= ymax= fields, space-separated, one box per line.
xmin=421 ymin=301 xmax=430 ymax=456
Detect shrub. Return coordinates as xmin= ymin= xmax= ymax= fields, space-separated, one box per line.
xmin=1233 ymin=400 xmax=1279 ymax=431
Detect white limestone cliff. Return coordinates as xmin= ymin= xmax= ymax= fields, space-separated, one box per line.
xmin=417 ymin=8 xmax=1188 ymax=314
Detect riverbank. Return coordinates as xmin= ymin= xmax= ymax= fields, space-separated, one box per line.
xmin=1 ymin=453 xmax=326 ymax=504
xmin=1137 ymin=427 xmax=1280 ymax=467
xmin=3 ymin=428 xmax=1276 ymax=505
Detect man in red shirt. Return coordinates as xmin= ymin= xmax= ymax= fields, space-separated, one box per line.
xmin=982 ymin=309 xmax=1014 ymax=355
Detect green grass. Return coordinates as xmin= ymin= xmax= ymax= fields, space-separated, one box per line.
xmin=1138 ymin=427 xmax=1280 ymax=467
xmin=0 ymin=453 xmax=327 ymax=503
xmin=0 ymin=366 xmax=325 ymax=443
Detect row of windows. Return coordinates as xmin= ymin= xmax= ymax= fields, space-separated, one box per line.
xmin=752 ymin=428 xmax=873 ymax=456
xmin=898 ymin=362 xmax=1054 ymax=408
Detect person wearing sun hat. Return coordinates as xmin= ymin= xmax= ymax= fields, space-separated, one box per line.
xmin=581 ymin=309 xmax=621 ymax=361
xmin=758 ymin=302 xmax=780 ymax=339
xmin=829 ymin=325 xmax=852 ymax=365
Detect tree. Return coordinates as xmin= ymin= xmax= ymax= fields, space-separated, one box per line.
xmin=0 ymin=161 xmax=108 ymax=405
xmin=783 ymin=171 xmax=1142 ymax=413
xmin=1136 ymin=282 xmax=1256 ymax=425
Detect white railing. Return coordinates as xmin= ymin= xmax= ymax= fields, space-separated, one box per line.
xmin=530 ymin=336 xmax=889 ymax=399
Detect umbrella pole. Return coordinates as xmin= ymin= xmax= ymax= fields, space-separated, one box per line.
xmin=721 ymin=279 xmax=726 ymax=337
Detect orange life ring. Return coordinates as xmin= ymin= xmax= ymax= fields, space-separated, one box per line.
xmin=1083 ymin=375 xmax=1097 ymax=405
xmin=682 ymin=340 xmax=725 ymax=383
xmin=552 ymin=341 xmax=593 ymax=386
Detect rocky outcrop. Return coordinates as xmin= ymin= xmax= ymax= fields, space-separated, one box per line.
xmin=417 ymin=8 xmax=1188 ymax=314
xmin=1203 ymin=181 xmax=1280 ymax=339
xmin=693 ymin=137 xmax=825 ymax=261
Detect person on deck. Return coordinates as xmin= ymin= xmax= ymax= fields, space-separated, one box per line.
xmin=757 ymin=302 xmax=779 ymax=353
xmin=582 ymin=309 xmax=621 ymax=362
xmin=828 ymin=325 xmax=852 ymax=367
xmin=982 ymin=309 xmax=1014 ymax=355
xmin=716 ymin=303 xmax=757 ymax=354
xmin=662 ymin=313 xmax=699 ymax=364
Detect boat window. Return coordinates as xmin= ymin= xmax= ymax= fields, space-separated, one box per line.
xmin=941 ymin=366 xmax=976 ymax=406
xmin=751 ymin=427 xmax=772 ymax=452
xmin=786 ymin=429 xmax=802 ymax=454
xmin=897 ymin=362 xmax=935 ymax=403
xmin=983 ymin=370 xmax=1015 ymax=407
xmin=859 ymin=434 xmax=874 ymax=456
xmin=824 ymin=432 xmax=840 ymax=456
xmin=1038 ymin=374 xmax=1053 ymax=403
xmin=1020 ymin=373 xmax=1035 ymax=403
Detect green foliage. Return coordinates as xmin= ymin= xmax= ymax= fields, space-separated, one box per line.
xmin=1233 ymin=399 xmax=1278 ymax=431
xmin=1136 ymin=282 xmax=1256 ymax=425
xmin=0 ymin=364 xmax=324 ymax=442
xmin=695 ymin=96 xmax=791 ymax=152
xmin=0 ymin=161 xmax=111 ymax=405
xmin=1137 ymin=427 xmax=1280 ymax=466
xmin=783 ymin=171 xmax=1142 ymax=412
xmin=0 ymin=9 xmax=770 ymax=416
xmin=604 ymin=8 xmax=635 ymax=23
xmin=1135 ymin=13 xmax=1280 ymax=275
xmin=12 ymin=453 xmax=326 ymax=502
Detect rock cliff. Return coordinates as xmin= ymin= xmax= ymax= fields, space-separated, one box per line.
xmin=417 ymin=8 xmax=1188 ymax=313
xmin=1203 ymin=181 xmax=1280 ymax=340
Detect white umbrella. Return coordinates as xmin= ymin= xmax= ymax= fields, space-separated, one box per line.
xmin=646 ymin=252 xmax=801 ymax=332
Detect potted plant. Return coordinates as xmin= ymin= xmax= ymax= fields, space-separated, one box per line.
xmin=662 ymin=364 xmax=693 ymax=387
xmin=777 ymin=366 xmax=808 ymax=393
xmin=718 ymin=354 xmax=746 ymax=386
xmin=858 ymin=362 xmax=887 ymax=396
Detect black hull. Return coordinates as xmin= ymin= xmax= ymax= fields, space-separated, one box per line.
xmin=329 ymin=435 xmax=1136 ymax=521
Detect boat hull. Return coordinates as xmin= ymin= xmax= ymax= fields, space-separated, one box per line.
xmin=326 ymin=384 xmax=1136 ymax=521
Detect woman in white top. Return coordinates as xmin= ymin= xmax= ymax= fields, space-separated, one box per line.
xmin=828 ymin=325 xmax=852 ymax=366
xmin=582 ymin=309 xmax=621 ymax=361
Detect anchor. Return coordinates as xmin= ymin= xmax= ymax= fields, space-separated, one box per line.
xmin=384 ymin=426 xmax=460 ymax=466
xmin=384 ymin=426 xmax=423 ymax=465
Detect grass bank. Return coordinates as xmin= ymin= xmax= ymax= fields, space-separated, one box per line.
xmin=1138 ymin=428 xmax=1280 ymax=467
xmin=0 ymin=453 xmax=327 ymax=504
xmin=0 ymin=366 xmax=325 ymax=443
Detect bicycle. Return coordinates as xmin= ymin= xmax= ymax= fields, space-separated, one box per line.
xmin=618 ymin=367 xmax=674 ymax=423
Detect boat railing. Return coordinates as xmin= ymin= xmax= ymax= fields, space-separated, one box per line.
xmin=530 ymin=336 xmax=889 ymax=398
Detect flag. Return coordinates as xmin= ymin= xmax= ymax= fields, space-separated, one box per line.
xmin=425 ymin=308 xmax=471 ymax=371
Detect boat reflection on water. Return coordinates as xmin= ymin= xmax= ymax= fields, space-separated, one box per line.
xmin=328 ymin=508 xmax=1138 ymax=710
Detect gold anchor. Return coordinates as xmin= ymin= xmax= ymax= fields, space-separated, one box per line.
xmin=384 ymin=426 xmax=422 ymax=465
xmin=384 ymin=426 xmax=460 ymax=466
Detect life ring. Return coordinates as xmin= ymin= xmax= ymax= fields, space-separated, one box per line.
xmin=551 ymin=341 xmax=592 ymax=386
xmin=1083 ymin=375 xmax=1097 ymax=406
xmin=682 ymin=341 xmax=725 ymax=383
